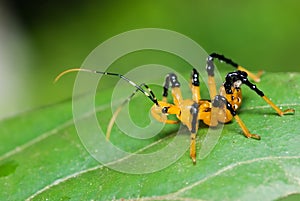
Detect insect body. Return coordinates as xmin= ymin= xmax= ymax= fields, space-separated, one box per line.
xmin=55 ymin=53 xmax=295 ymax=164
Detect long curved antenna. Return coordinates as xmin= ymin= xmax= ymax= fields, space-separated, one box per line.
xmin=106 ymin=88 xmax=139 ymax=140
xmin=55 ymin=68 xmax=159 ymax=105
xmin=106 ymin=83 xmax=157 ymax=140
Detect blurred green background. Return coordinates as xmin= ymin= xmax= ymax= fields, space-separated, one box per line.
xmin=1 ymin=0 xmax=299 ymax=119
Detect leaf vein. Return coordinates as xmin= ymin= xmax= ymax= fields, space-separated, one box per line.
xmin=170 ymin=155 xmax=300 ymax=197
xmin=25 ymin=132 xmax=177 ymax=200
xmin=0 ymin=103 xmax=111 ymax=162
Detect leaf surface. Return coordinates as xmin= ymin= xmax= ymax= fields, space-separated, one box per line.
xmin=0 ymin=72 xmax=299 ymax=201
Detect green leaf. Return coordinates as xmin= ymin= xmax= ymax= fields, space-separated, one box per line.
xmin=0 ymin=72 xmax=299 ymax=201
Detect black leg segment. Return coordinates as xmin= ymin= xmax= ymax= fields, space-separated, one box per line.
xmin=162 ymin=73 xmax=181 ymax=98
xmin=191 ymin=68 xmax=200 ymax=86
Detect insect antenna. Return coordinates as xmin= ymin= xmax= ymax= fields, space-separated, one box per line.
xmin=55 ymin=68 xmax=160 ymax=140
xmin=55 ymin=68 xmax=159 ymax=105
xmin=106 ymin=83 xmax=153 ymax=140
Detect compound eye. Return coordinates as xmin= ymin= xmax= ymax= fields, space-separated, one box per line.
xmin=233 ymin=104 xmax=238 ymax=110
xmin=162 ymin=107 xmax=169 ymax=114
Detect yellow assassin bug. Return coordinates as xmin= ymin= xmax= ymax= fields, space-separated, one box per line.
xmin=55 ymin=53 xmax=295 ymax=164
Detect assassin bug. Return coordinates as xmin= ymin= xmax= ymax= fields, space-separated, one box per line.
xmin=55 ymin=53 xmax=295 ymax=164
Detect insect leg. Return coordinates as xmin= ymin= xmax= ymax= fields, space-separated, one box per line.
xmin=151 ymin=73 xmax=185 ymax=125
xmin=212 ymin=95 xmax=261 ymax=140
xmin=162 ymin=73 xmax=170 ymax=102
xmin=189 ymin=103 xmax=199 ymax=164
xmin=163 ymin=73 xmax=183 ymax=106
xmin=150 ymin=106 xmax=180 ymax=124
xmin=206 ymin=57 xmax=218 ymax=100
xmin=209 ymin=53 xmax=263 ymax=82
xmin=190 ymin=68 xmax=201 ymax=103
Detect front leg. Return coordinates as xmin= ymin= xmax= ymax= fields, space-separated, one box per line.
xmin=150 ymin=102 xmax=180 ymax=124
xmin=162 ymin=73 xmax=183 ymax=106
xmin=190 ymin=68 xmax=201 ymax=103
xmin=189 ymin=103 xmax=199 ymax=164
